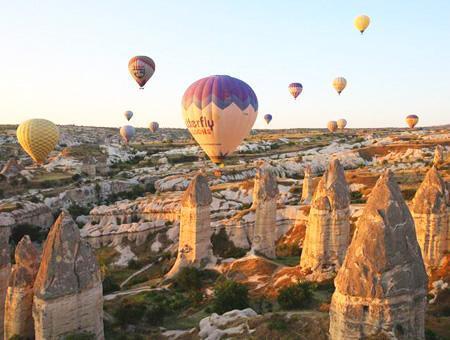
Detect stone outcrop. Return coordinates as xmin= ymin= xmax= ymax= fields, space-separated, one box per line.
xmin=300 ymin=158 xmax=350 ymax=280
xmin=251 ymin=163 xmax=279 ymax=258
xmin=166 ymin=174 xmax=215 ymax=278
xmin=0 ymin=226 xmax=11 ymax=337
xmin=433 ymin=145 xmax=445 ymax=167
xmin=411 ymin=166 xmax=449 ymax=273
xmin=4 ymin=235 xmax=39 ymax=339
xmin=301 ymin=165 xmax=314 ymax=204
xmin=33 ymin=212 xmax=104 ymax=339
xmin=329 ymin=170 xmax=428 ymax=340
xmin=0 ymin=201 xmax=53 ymax=231
xmin=0 ymin=158 xmax=24 ymax=180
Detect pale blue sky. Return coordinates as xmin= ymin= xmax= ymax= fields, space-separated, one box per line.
xmin=1 ymin=1 xmax=449 ymax=129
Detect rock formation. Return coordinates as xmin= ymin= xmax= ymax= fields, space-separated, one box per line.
xmin=329 ymin=170 xmax=428 ymax=340
xmin=4 ymin=235 xmax=39 ymax=339
xmin=433 ymin=144 xmax=445 ymax=167
xmin=0 ymin=225 xmax=11 ymax=337
xmin=411 ymin=166 xmax=449 ymax=273
xmin=33 ymin=211 xmax=104 ymax=339
xmin=301 ymin=165 xmax=313 ymax=204
xmin=0 ymin=158 xmax=24 ymax=180
xmin=300 ymin=158 xmax=350 ymax=280
xmin=166 ymin=174 xmax=214 ymax=278
xmin=251 ymin=163 xmax=279 ymax=258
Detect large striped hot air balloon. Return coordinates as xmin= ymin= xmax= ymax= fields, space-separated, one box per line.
xmin=354 ymin=15 xmax=371 ymax=34
xmin=128 ymin=56 xmax=155 ymax=89
xmin=120 ymin=125 xmax=135 ymax=143
xmin=337 ymin=118 xmax=347 ymax=129
xmin=333 ymin=77 xmax=347 ymax=95
xmin=288 ymin=83 xmax=303 ymax=99
xmin=124 ymin=110 xmax=133 ymax=121
xmin=264 ymin=114 xmax=272 ymax=125
xmin=182 ymin=75 xmax=258 ymax=164
xmin=17 ymin=119 xmax=59 ymax=164
xmin=149 ymin=121 xmax=159 ymax=133
xmin=406 ymin=114 xmax=419 ymax=129
xmin=327 ymin=121 xmax=338 ymax=133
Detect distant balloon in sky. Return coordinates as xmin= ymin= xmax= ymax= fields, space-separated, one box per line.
xmin=128 ymin=56 xmax=155 ymax=89
xmin=124 ymin=110 xmax=133 ymax=121
xmin=327 ymin=120 xmax=338 ymax=133
xmin=16 ymin=119 xmax=59 ymax=164
xmin=337 ymin=118 xmax=347 ymax=129
xmin=354 ymin=15 xmax=371 ymax=34
xmin=333 ymin=77 xmax=347 ymax=95
xmin=406 ymin=114 xmax=419 ymax=129
xmin=182 ymin=75 xmax=258 ymax=164
xmin=120 ymin=125 xmax=135 ymax=143
xmin=288 ymin=83 xmax=303 ymax=99
xmin=264 ymin=114 xmax=272 ymax=125
xmin=149 ymin=121 xmax=159 ymax=133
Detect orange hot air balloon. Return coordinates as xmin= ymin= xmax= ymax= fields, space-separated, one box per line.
xmin=337 ymin=119 xmax=347 ymax=129
xmin=128 ymin=56 xmax=155 ymax=89
xmin=327 ymin=121 xmax=338 ymax=133
xmin=333 ymin=77 xmax=347 ymax=95
xmin=406 ymin=114 xmax=419 ymax=129
xmin=182 ymin=75 xmax=258 ymax=165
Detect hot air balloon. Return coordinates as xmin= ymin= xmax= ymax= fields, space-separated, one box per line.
xmin=337 ymin=119 xmax=347 ymax=129
xmin=182 ymin=75 xmax=258 ymax=164
xmin=120 ymin=125 xmax=135 ymax=143
xmin=149 ymin=121 xmax=159 ymax=133
xmin=327 ymin=121 xmax=338 ymax=133
xmin=124 ymin=111 xmax=133 ymax=121
xmin=354 ymin=15 xmax=371 ymax=34
xmin=16 ymin=119 xmax=59 ymax=164
xmin=406 ymin=114 xmax=419 ymax=129
xmin=333 ymin=77 xmax=347 ymax=95
xmin=128 ymin=56 xmax=155 ymax=89
xmin=264 ymin=114 xmax=272 ymax=125
xmin=288 ymin=83 xmax=303 ymax=99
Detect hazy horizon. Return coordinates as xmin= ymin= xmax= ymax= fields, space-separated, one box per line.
xmin=1 ymin=1 xmax=449 ymax=129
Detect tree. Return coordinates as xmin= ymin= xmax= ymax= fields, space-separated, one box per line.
xmin=212 ymin=280 xmax=249 ymax=314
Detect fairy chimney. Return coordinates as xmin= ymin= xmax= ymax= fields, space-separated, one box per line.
xmin=4 ymin=236 xmax=39 ymax=339
xmin=411 ymin=166 xmax=449 ymax=273
xmin=301 ymin=165 xmax=313 ymax=204
xmin=251 ymin=163 xmax=279 ymax=258
xmin=166 ymin=174 xmax=214 ymax=278
xmin=300 ymin=158 xmax=350 ymax=281
xmin=33 ymin=212 xmax=104 ymax=339
xmin=433 ymin=145 xmax=445 ymax=168
xmin=329 ymin=170 xmax=428 ymax=340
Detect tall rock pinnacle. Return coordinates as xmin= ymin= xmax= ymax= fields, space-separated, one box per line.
xmin=329 ymin=170 xmax=428 ymax=340
xmin=301 ymin=165 xmax=313 ymax=204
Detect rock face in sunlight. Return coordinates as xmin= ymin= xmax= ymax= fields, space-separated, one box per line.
xmin=251 ymin=162 xmax=279 ymax=258
xmin=330 ymin=170 xmax=427 ymax=340
xmin=301 ymin=164 xmax=314 ymax=204
xmin=166 ymin=173 xmax=214 ymax=278
xmin=411 ymin=166 xmax=449 ymax=273
xmin=300 ymin=158 xmax=350 ymax=281
xmin=4 ymin=236 xmax=39 ymax=339
xmin=0 ymin=226 xmax=11 ymax=337
xmin=433 ymin=144 xmax=445 ymax=167
xmin=32 ymin=212 xmax=104 ymax=339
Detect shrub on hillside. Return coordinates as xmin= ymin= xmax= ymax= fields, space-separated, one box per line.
xmin=277 ymin=281 xmax=316 ymax=310
xmin=173 ymin=267 xmax=202 ymax=292
xmin=212 ymin=279 xmax=249 ymax=314
xmin=211 ymin=228 xmax=247 ymax=259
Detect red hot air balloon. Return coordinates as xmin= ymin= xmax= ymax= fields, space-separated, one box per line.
xmin=128 ymin=56 xmax=155 ymax=89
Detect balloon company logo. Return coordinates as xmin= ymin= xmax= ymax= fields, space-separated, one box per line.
xmin=185 ymin=117 xmax=215 ymax=135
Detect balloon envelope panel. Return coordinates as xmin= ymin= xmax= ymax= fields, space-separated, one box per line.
xmin=182 ymin=75 xmax=258 ymax=164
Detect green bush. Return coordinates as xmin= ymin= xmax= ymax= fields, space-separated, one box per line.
xmin=10 ymin=224 xmax=47 ymax=244
xmin=211 ymin=228 xmax=247 ymax=259
xmin=174 ymin=267 xmax=202 ymax=292
xmin=102 ymin=275 xmax=120 ymax=294
xmin=212 ymin=280 xmax=249 ymax=314
xmin=113 ymin=302 xmax=147 ymax=327
xmin=350 ymin=191 xmax=365 ymax=204
xmin=277 ymin=281 xmax=316 ymax=310
xmin=67 ymin=204 xmax=91 ymax=219
xmin=145 ymin=302 xmax=166 ymax=325
xmin=267 ymin=314 xmax=288 ymax=332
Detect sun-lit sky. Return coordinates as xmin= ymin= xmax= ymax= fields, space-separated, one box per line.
xmin=1 ymin=1 xmax=449 ymax=129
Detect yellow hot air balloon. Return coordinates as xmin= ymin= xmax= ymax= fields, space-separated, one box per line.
xmin=333 ymin=77 xmax=347 ymax=95
xmin=327 ymin=121 xmax=338 ymax=133
xmin=17 ymin=119 xmax=59 ymax=164
xmin=354 ymin=15 xmax=371 ymax=34
xmin=337 ymin=119 xmax=347 ymax=129
xmin=406 ymin=114 xmax=419 ymax=129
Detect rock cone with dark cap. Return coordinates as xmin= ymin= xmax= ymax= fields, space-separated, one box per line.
xmin=166 ymin=173 xmax=214 ymax=278
xmin=300 ymin=158 xmax=350 ymax=281
xmin=33 ymin=211 xmax=104 ymax=339
xmin=4 ymin=235 xmax=39 ymax=339
xmin=411 ymin=166 xmax=449 ymax=273
xmin=329 ymin=170 xmax=428 ymax=340
xmin=251 ymin=162 xmax=279 ymax=258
